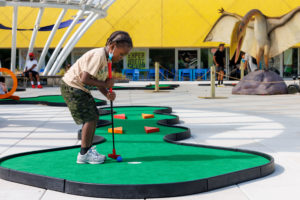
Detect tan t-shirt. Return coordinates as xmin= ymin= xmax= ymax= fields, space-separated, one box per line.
xmin=62 ymin=48 xmax=108 ymax=93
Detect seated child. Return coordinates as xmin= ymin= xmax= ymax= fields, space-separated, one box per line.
xmin=0 ymin=76 xmax=20 ymax=100
xmin=0 ymin=76 xmax=7 ymax=94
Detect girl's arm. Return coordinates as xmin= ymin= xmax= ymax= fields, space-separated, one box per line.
xmin=97 ymin=86 xmax=109 ymax=97
xmin=97 ymin=86 xmax=116 ymax=101
xmin=80 ymin=71 xmax=114 ymax=88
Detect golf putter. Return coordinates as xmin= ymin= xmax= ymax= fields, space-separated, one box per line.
xmin=107 ymin=53 xmax=120 ymax=159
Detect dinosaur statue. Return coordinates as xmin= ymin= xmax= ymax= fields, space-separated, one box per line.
xmin=204 ymin=7 xmax=300 ymax=70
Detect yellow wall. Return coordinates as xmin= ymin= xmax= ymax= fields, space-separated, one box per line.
xmin=0 ymin=0 xmax=299 ymax=48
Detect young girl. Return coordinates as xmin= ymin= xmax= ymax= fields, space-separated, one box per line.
xmin=61 ymin=31 xmax=133 ymax=164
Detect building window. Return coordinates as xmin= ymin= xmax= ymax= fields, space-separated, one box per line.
xmin=178 ymin=50 xmax=198 ymax=69
xmin=149 ymin=49 xmax=175 ymax=78
xmin=112 ymin=60 xmax=124 ymax=73
xmin=201 ymin=48 xmax=215 ymax=69
xmin=0 ymin=49 xmax=13 ymax=70
xmin=269 ymin=55 xmax=281 ymax=75
xmin=283 ymin=48 xmax=298 ymax=77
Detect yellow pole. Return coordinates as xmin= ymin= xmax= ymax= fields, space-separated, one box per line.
xmin=241 ymin=62 xmax=244 ymax=80
xmin=155 ymin=62 xmax=159 ymax=92
xmin=211 ymin=66 xmax=215 ymax=98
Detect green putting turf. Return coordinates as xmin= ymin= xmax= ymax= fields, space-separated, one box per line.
xmin=145 ymin=84 xmax=172 ymax=88
xmin=0 ymin=106 xmax=270 ymax=185
xmin=112 ymin=86 xmax=126 ymax=89
xmin=0 ymin=95 xmax=104 ymax=103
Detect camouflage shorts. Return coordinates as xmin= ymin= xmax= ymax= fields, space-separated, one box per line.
xmin=60 ymin=81 xmax=99 ymax=125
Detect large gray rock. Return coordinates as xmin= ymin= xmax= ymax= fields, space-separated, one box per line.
xmin=232 ymin=70 xmax=288 ymax=95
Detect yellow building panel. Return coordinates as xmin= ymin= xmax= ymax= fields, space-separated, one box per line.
xmin=162 ymin=0 xmax=210 ymax=47
xmin=0 ymin=0 xmax=299 ymax=48
xmin=0 ymin=7 xmax=80 ymax=48
xmin=77 ymin=0 xmax=162 ymax=47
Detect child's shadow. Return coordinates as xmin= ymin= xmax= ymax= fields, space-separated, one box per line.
xmin=120 ymin=154 xmax=257 ymax=162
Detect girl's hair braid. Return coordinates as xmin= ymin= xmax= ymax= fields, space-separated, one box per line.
xmin=106 ymin=31 xmax=133 ymax=48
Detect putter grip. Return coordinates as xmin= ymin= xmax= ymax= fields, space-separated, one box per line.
xmin=108 ymin=61 xmax=112 ymax=93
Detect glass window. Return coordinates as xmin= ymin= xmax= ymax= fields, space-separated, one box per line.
xmin=268 ymin=55 xmax=281 ymax=75
xmin=149 ymin=49 xmax=175 ymax=78
xmin=283 ymin=48 xmax=298 ymax=77
xmin=178 ymin=50 xmax=197 ymax=69
xmin=112 ymin=59 xmax=124 ymax=73
xmin=201 ymin=48 xmax=215 ymax=69
xmin=0 ymin=49 xmax=12 ymax=69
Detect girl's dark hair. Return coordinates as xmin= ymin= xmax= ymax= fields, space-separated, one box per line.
xmin=0 ymin=76 xmax=5 ymax=83
xmin=106 ymin=31 xmax=133 ymax=48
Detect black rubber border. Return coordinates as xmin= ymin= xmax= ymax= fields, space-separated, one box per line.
xmin=0 ymin=134 xmax=106 ymax=192
xmin=0 ymin=95 xmax=107 ymax=107
xmin=0 ymin=106 xmax=274 ymax=199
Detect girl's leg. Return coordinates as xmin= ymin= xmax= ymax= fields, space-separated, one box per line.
xmin=81 ymin=119 xmax=97 ymax=149
xmin=90 ymin=116 xmax=98 ymax=146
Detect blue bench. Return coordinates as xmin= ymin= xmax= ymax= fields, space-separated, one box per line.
xmin=122 ymin=69 xmax=140 ymax=80
xmin=147 ymin=69 xmax=165 ymax=80
xmin=193 ymin=69 xmax=209 ymax=80
xmin=178 ymin=69 xmax=193 ymax=81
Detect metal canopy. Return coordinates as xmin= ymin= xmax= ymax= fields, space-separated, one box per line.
xmin=1 ymin=0 xmax=115 ymax=74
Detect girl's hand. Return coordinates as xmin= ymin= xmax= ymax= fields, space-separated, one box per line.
xmin=107 ymin=91 xmax=116 ymax=101
xmin=105 ymin=78 xmax=114 ymax=88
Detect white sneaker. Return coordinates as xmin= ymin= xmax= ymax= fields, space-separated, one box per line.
xmin=77 ymin=146 xmax=106 ymax=164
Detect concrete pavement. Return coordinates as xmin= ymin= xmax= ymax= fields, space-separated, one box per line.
xmin=1 ymin=81 xmax=299 ymax=200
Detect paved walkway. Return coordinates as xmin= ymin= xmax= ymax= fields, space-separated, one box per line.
xmin=0 ymin=82 xmax=299 ymax=200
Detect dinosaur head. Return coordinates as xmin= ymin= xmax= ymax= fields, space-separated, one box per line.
xmin=235 ymin=21 xmax=247 ymax=63
xmin=230 ymin=21 xmax=246 ymax=63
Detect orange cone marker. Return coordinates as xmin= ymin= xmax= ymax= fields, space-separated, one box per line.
xmin=114 ymin=114 xmax=126 ymax=119
xmin=144 ymin=126 xmax=160 ymax=133
xmin=142 ymin=113 xmax=154 ymax=119
xmin=108 ymin=127 xmax=123 ymax=134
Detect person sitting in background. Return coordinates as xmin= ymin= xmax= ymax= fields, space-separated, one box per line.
xmin=0 ymin=76 xmax=7 ymax=94
xmin=0 ymin=76 xmax=20 ymax=100
xmin=23 ymin=52 xmax=42 ymax=89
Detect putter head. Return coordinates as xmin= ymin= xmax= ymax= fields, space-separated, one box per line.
xmin=108 ymin=148 xmax=119 ymax=159
xmin=108 ymin=153 xmax=120 ymax=159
